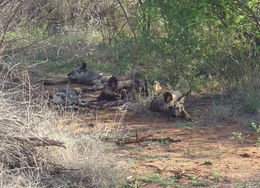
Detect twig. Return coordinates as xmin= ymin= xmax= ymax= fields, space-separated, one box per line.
xmin=145 ymin=137 xmax=182 ymax=143
xmin=4 ymin=136 xmax=66 ymax=148
xmin=144 ymin=164 xmax=169 ymax=173
xmin=0 ymin=1 xmax=23 ymax=49
xmin=116 ymin=134 xmax=152 ymax=145
xmin=102 ymin=135 xmax=181 ymax=145
xmin=117 ymin=0 xmax=136 ymax=39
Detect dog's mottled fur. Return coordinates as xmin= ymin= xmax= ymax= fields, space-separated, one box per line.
xmin=49 ymin=89 xmax=80 ymax=106
xmin=150 ymin=90 xmax=192 ymax=121
xmin=67 ymin=63 xmax=110 ymax=85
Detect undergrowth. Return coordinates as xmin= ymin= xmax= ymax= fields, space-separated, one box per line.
xmin=0 ymin=83 xmax=125 ymax=187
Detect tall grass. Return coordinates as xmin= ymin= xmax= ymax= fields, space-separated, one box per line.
xmin=0 ymin=78 xmax=125 ymax=187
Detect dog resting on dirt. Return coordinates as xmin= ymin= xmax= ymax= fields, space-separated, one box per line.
xmin=149 ymin=90 xmax=192 ymax=121
xmin=97 ymin=75 xmax=141 ymax=101
xmin=49 ymin=89 xmax=80 ymax=107
xmin=43 ymin=63 xmax=111 ymax=87
xmin=67 ymin=63 xmax=111 ymax=86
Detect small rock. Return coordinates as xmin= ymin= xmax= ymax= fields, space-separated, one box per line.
xmin=239 ymin=153 xmax=250 ymax=158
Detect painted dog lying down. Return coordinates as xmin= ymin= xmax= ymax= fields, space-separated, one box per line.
xmin=48 ymin=88 xmax=124 ymax=109
xmin=43 ymin=63 xmax=111 ymax=87
xmin=149 ymin=90 xmax=192 ymax=121
xmin=97 ymin=75 xmax=142 ymax=101
xmin=49 ymin=89 xmax=80 ymax=107
xmin=67 ymin=63 xmax=111 ymax=86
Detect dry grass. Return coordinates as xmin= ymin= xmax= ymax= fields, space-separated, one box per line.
xmin=0 ymin=82 xmax=125 ymax=187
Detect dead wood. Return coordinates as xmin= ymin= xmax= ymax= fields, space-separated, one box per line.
xmin=101 ymin=134 xmax=181 ymax=145
xmin=143 ymin=164 xmax=169 ymax=174
xmin=145 ymin=137 xmax=182 ymax=143
xmin=116 ymin=134 xmax=152 ymax=145
xmin=135 ymin=129 xmax=139 ymax=142
xmin=0 ymin=135 xmax=66 ymax=171
xmin=5 ymin=136 xmax=66 ymax=148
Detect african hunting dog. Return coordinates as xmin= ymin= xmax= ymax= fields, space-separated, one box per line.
xmin=149 ymin=90 xmax=192 ymax=121
xmin=67 ymin=63 xmax=111 ymax=86
xmin=49 ymin=89 xmax=80 ymax=107
xmin=97 ymin=75 xmax=141 ymax=101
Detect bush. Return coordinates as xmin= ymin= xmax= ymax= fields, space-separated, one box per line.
xmin=245 ymin=92 xmax=260 ymax=113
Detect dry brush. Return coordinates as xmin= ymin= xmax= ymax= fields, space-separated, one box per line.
xmin=0 ymin=82 xmax=124 ymax=187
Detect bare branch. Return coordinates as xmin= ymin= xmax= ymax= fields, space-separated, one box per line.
xmin=117 ymin=0 xmax=136 ymax=39
xmin=11 ymin=136 xmax=66 ymax=148
xmin=0 ymin=1 xmax=24 ymax=49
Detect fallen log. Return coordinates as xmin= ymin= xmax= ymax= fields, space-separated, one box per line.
xmin=145 ymin=137 xmax=182 ymax=143
xmin=101 ymin=133 xmax=181 ymax=145
xmin=5 ymin=136 xmax=66 ymax=148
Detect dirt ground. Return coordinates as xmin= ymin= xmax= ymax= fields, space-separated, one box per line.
xmin=79 ymin=112 xmax=259 ymax=188
xmin=44 ymin=83 xmax=260 ymax=188
xmin=121 ymin=117 xmax=259 ymax=187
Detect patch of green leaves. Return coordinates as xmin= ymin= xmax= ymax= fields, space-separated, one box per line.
xmin=138 ymin=173 xmax=162 ymax=183
xmin=231 ymin=132 xmax=245 ymax=143
xmin=251 ymin=122 xmax=260 ymax=146
xmin=245 ymin=92 xmax=260 ymax=113
xmin=192 ymin=181 xmax=208 ymax=187
xmin=212 ymin=172 xmax=222 ymax=180
xmin=203 ymin=160 xmax=215 ymax=165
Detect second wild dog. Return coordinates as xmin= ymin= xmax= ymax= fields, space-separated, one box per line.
xmin=97 ymin=76 xmax=141 ymax=101
xmin=149 ymin=90 xmax=192 ymax=121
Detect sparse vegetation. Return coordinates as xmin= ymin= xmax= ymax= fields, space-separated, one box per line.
xmin=138 ymin=173 xmax=178 ymax=187
xmin=209 ymin=101 xmax=234 ymax=122
xmin=203 ymin=160 xmax=215 ymax=165
xmin=212 ymin=173 xmax=222 ymax=180
xmin=0 ymin=87 xmax=125 ymax=187
xmin=251 ymin=122 xmax=260 ymax=146
xmin=231 ymin=132 xmax=245 ymax=143
xmin=0 ymin=0 xmax=260 ymax=187
xmin=159 ymin=179 xmax=175 ymax=187
xmin=245 ymin=92 xmax=260 ymax=113
xmin=138 ymin=173 xmax=162 ymax=183
xmin=192 ymin=180 xmax=208 ymax=187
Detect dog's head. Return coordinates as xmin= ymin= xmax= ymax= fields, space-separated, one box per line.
xmin=163 ymin=92 xmax=186 ymax=118
xmin=97 ymin=76 xmax=119 ymax=101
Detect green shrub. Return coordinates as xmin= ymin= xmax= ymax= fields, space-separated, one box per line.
xmin=245 ymin=92 xmax=260 ymax=113
xmin=251 ymin=122 xmax=260 ymax=145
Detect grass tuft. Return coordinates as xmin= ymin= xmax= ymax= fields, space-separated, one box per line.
xmin=0 ymin=85 xmax=125 ymax=187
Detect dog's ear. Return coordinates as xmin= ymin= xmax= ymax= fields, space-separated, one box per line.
xmin=108 ymin=76 xmax=118 ymax=90
xmin=183 ymin=88 xmax=191 ymax=97
xmin=177 ymin=89 xmax=191 ymax=103
xmin=177 ymin=95 xmax=185 ymax=104
xmin=80 ymin=63 xmax=87 ymax=70
xmin=163 ymin=92 xmax=173 ymax=103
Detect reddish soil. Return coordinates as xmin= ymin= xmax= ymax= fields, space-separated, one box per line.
xmin=125 ymin=118 xmax=259 ymax=187
xmin=45 ymin=83 xmax=260 ymax=188
xmin=82 ymin=112 xmax=259 ymax=187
